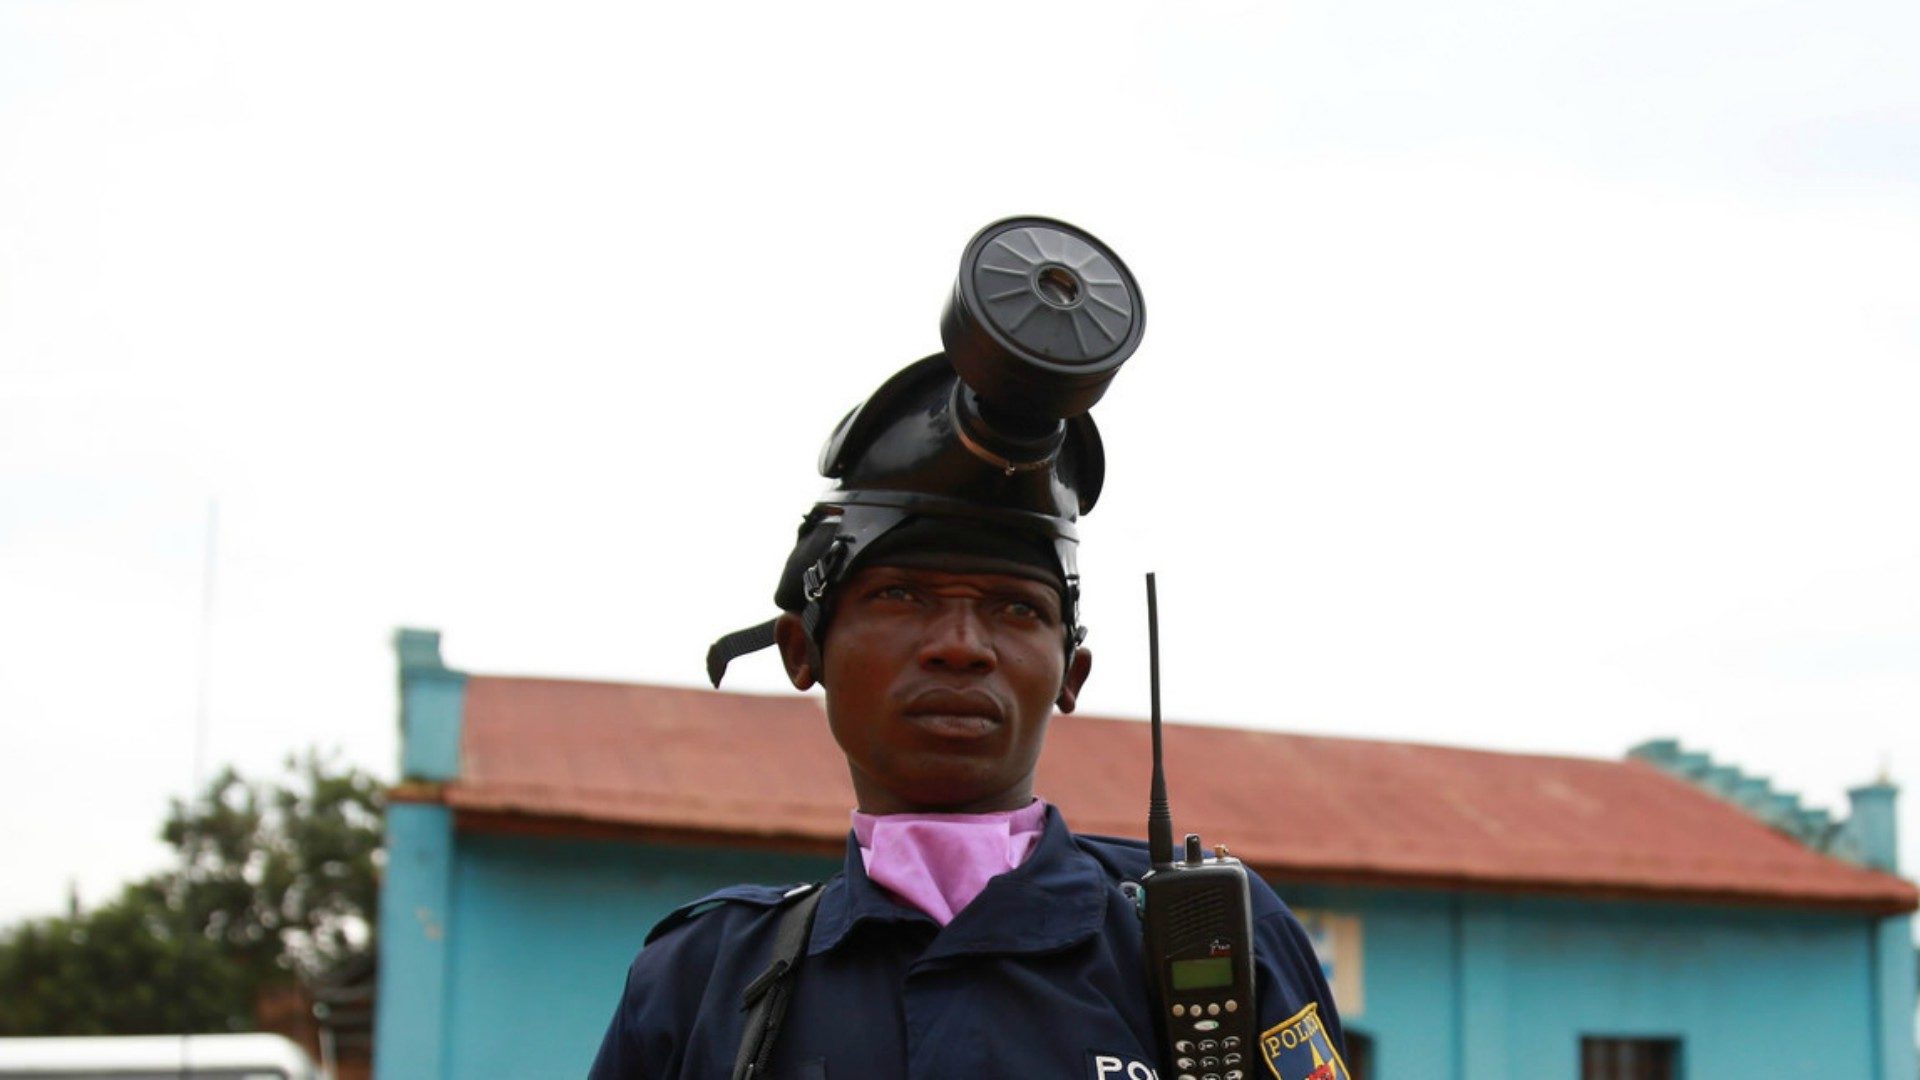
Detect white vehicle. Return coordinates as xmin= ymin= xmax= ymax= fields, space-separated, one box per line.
xmin=0 ymin=1033 xmax=324 ymax=1080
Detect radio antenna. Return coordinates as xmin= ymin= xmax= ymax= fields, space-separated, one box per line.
xmin=1146 ymin=573 xmax=1174 ymax=868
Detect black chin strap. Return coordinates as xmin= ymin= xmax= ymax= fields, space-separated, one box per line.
xmin=706 ymin=620 xmax=779 ymax=688
xmin=709 ymin=531 xmax=858 ymax=688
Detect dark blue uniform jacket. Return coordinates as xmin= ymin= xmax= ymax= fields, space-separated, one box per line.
xmin=589 ymin=807 xmax=1345 ymax=1079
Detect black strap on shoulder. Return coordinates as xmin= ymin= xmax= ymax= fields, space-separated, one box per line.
xmin=731 ymin=884 xmax=825 ymax=1080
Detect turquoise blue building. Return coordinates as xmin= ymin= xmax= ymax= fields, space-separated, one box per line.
xmin=375 ymin=630 xmax=1918 ymax=1079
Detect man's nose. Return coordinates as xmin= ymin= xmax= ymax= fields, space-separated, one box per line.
xmin=917 ymin=602 xmax=995 ymax=673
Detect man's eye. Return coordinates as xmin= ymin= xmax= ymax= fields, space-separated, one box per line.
xmin=1004 ymin=600 xmax=1043 ymax=620
xmin=874 ymin=585 xmax=916 ymax=602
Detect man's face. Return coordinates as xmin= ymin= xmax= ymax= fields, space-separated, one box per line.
xmin=780 ymin=563 xmax=1092 ymax=814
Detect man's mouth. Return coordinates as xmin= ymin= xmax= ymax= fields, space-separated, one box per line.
xmin=901 ymin=689 xmax=1004 ymax=739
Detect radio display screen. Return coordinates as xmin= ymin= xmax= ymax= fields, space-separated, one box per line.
xmin=1170 ymin=957 xmax=1233 ymax=990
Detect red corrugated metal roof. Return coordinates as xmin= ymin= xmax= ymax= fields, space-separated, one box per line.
xmin=427 ymin=675 xmax=1917 ymax=913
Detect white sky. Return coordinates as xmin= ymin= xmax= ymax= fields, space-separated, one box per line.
xmin=2 ymin=0 xmax=1917 ymax=924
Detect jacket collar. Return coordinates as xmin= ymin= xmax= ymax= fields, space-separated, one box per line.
xmin=808 ymin=804 xmax=1110 ymax=961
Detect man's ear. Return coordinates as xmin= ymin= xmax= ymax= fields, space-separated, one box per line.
xmin=1055 ymin=647 xmax=1093 ymax=713
xmin=773 ymin=612 xmax=817 ymax=691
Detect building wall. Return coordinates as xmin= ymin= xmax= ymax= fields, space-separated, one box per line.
xmin=446 ymin=835 xmax=839 ymax=1080
xmin=378 ymin=826 xmax=839 ymax=1080
xmin=377 ymin=825 xmax=1906 ymax=1080
xmin=1283 ymin=882 xmax=1901 ymax=1079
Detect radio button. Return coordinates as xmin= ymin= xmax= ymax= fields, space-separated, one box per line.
xmin=1223 ymin=1053 xmax=1243 ymax=1065
xmin=1224 ymin=999 xmax=1239 ymax=1013
xmin=1172 ymin=1004 xmax=1186 ymax=1017
xmin=1198 ymin=1039 xmax=1219 ymax=1052
xmin=1176 ymin=1041 xmax=1197 ymax=1053
xmin=1221 ymin=1037 xmax=1242 ymax=1050
xmin=1225 ymin=1072 xmax=1245 ymax=1080
xmin=1194 ymin=1020 xmax=1220 ymax=1032
xmin=1207 ymin=1002 xmax=1221 ymax=1016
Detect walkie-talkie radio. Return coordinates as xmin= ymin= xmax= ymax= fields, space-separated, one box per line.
xmin=1138 ymin=574 xmax=1258 ymax=1080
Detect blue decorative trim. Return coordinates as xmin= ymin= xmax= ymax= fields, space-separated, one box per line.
xmin=394 ymin=628 xmax=467 ymax=782
xmin=373 ymin=803 xmax=455 ymax=1080
xmin=1628 ymin=738 xmax=1897 ymax=861
xmin=1455 ymin=898 xmax=1509 ymax=1078
xmin=1844 ymin=782 xmax=1900 ymax=873
xmin=1870 ymin=914 xmax=1918 ymax=1079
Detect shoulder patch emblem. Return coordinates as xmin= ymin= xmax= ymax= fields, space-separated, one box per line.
xmin=1260 ymin=1002 xmax=1349 ymax=1080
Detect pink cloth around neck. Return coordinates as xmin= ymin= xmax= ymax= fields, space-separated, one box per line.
xmin=852 ymin=800 xmax=1049 ymax=925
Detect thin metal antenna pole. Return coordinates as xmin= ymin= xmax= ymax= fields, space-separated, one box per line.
xmin=192 ymin=498 xmax=218 ymax=799
xmin=176 ymin=497 xmax=219 ymax=1039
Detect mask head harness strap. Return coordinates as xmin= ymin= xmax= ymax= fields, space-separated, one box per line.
xmin=706 ymin=494 xmax=1083 ymax=688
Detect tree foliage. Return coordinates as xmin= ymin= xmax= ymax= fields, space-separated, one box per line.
xmin=0 ymin=751 xmax=384 ymax=1035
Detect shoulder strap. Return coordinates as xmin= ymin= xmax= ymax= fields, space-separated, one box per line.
xmin=645 ymin=883 xmax=803 ymax=946
xmin=731 ymin=883 xmax=826 ymax=1080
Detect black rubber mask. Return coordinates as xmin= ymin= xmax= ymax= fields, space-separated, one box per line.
xmin=707 ymin=216 xmax=1144 ymax=686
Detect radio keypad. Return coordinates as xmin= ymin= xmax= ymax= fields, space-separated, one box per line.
xmin=1170 ymin=995 xmax=1249 ymax=1077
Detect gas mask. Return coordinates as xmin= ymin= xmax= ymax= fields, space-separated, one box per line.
xmin=707 ymin=216 xmax=1145 ymax=687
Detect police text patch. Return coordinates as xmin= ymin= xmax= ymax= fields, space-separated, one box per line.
xmin=1086 ymin=1049 xmax=1159 ymax=1080
xmin=1260 ymin=1003 xmax=1349 ymax=1080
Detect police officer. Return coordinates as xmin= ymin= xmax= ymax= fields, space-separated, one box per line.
xmin=588 ymin=219 xmax=1349 ymax=1080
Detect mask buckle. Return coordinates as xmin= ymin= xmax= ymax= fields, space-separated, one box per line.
xmin=803 ymin=537 xmax=851 ymax=603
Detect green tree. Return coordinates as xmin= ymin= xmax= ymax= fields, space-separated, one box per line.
xmin=0 ymin=751 xmax=385 ymax=1035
